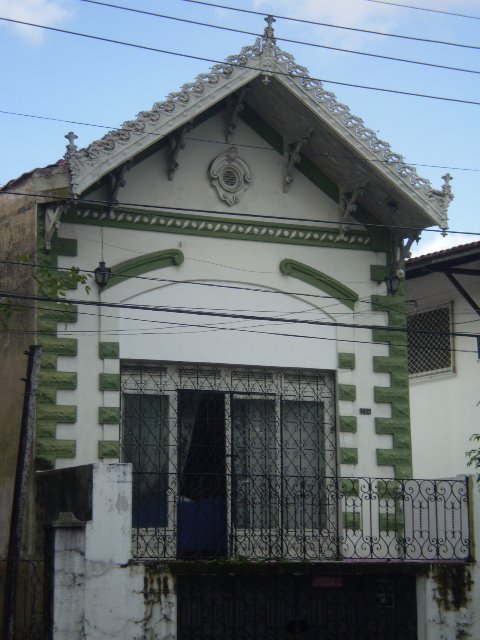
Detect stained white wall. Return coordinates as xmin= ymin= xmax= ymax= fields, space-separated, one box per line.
xmin=407 ymin=266 xmax=480 ymax=478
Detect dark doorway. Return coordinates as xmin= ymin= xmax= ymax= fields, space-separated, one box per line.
xmin=177 ymin=390 xmax=227 ymax=557
xmin=177 ymin=573 xmax=417 ymax=640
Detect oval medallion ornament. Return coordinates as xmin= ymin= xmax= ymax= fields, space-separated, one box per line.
xmin=209 ymin=146 xmax=252 ymax=206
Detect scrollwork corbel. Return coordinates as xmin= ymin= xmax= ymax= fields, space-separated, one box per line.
xmin=282 ymin=128 xmax=313 ymax=193
xmin=167 ymin=121 xmax=194 ymax=180
xmin=45 ymin=205 xmax=68 ymax=252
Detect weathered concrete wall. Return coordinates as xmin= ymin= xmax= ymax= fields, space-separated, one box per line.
xmin=42 ymin=463 xmax=176 ymax=640
xmin=417 ymin=477 xmax=480 ymax=640
xmin=0 ymin=164 xmax=70 ymax=632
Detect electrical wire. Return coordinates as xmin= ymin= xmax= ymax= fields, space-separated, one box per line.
xmin=177 ymin=0 xmax=480 ymax=50
xmin=77 ymin=0 xmax=480 ymax=76
xmin=1 ymin=16 xmax=480 ymax=106
xmin=1 ymin=109 xmax=479 ymax=174
xmin=363 ymin=0 xmax=480 ymax=21
xmin=1 ymin=290 xmax=478 ymax=339
xmin=1 ymin=189 xmax=475 ymax=236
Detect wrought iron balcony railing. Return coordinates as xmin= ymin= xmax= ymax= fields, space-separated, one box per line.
xmin=130 ymin=474 xmax=471 ymax=563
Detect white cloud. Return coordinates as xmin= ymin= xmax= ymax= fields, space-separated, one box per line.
xmin=0 ymin=0 xmax=73 ymax=43
xmin=410 ymin=233 xmax=475 ymax=258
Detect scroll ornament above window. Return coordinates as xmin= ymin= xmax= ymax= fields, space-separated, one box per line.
xmin=209 ymin=146 xmax=252 ymax=206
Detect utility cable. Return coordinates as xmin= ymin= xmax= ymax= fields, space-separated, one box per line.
xmin=1 ymin=109 xmax=479 ymax=174
xmin=0 ymin=189 xmax=476 ymax=237
xmin=77 ymin=0 xmax=480 ymax=76
xmin=1 ymin=16 xmax=480 ymax=106
xmin=177 ymin=0 xmax=480 ymax=50
xmin=363 ymin=0 xmax=480 ymax=21
xmin=1 ymin=290 xmax=478 ymax=339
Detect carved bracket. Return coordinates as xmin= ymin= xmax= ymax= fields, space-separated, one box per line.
xmin=108 ymin=162 xmax=130 ymax=210
xmin=45 ymin=204 xmax=68 ymax=252
xmin=225 ymin=89 xmax=249 ymax=143
xmin=338 ymin=182 xmax=368 ymax=238
xmin=167 ymin=121 xmax=194 ymax=180
xmin=393 ymin=233 xmax=420 ymax=277
xmin=282 ymin=128 xmax=313 ymax=193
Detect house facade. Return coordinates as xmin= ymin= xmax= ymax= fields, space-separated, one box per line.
xmin=406 ymin=242 xmax=480 ymax=479
xmin=2 ymin=19 xmax=476 ymax=640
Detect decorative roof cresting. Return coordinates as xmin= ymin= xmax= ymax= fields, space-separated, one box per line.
xmin=66 ymin=16 xmax=451 ymax=229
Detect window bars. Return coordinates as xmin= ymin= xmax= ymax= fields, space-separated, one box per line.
xmin=407 ymin=306 xmax=452 ymax=376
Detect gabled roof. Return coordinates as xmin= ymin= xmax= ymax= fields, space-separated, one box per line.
xmin=406 ymin=241 xmax=480 ymax=278
xmin=67 ymin=21 xmax=452 ymax=232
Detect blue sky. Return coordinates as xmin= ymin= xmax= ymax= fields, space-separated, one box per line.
xmin=1 ymin=0 xmax=479 ymax=255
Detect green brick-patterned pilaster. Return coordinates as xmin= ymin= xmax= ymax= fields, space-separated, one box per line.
xmin=99 ymin=407 xmax=120 ymax=424
xmin=371 ymin=282 xmax=413 ymax=478
xmin=99 ymin=373 xmax=121 ymax=391
xmin=338 ymin=384 xmax=356 ymax=402
xmin=98 ymin=440 xmax=120 ymax=458
xmin=339 ymin=416 xmax=357 ymax=433
xmin=340 ymin=448 xmax=358 ymax=465
xmin=36 ymin=212 xmax=79 ymax=470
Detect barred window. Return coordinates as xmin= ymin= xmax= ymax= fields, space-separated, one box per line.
xmin=407 ymin=306 xmax=452 ymax=376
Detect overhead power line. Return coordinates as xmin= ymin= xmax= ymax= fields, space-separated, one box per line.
xmin=1 ymin=16 xmax=480 ymax=107
xmin=2 ymin=189 xmax=478 ymax=237
xmin=1 ymin=290 xmax=478 ymax=340
xmin=178 ymin=0 xmax=480 ymax=50
xmin=1 ymin=109 xmax=479 ymax=173
xmin=77 ymin=0 xmax=480 ymax=76
xmin=364 ymin=0 xmax=480 ymax=21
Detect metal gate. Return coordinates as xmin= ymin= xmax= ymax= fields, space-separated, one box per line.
xmin=121 ymin=362 xmax=337 ymax=560
xmin=177 ymin=573 xmax=417 ymax=640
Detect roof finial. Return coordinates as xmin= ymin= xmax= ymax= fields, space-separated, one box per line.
xmin=263 ymin=15 xmax=276 ymax=44
xmin=64 ymin=131 xmax=78 ymax=159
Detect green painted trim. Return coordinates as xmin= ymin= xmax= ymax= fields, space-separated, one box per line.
xmin=39 ymin=371 xmax=77 ymax=389
xmin=338 ymin=353 xmax=355 ymax=370
xmin=343 ymin=512 xmax=361 ymax=530
xmin=371 ymin=289 xmax=413 ymax=478
xmin=36 ymin=439 xmax=76 ymax=470
xmin=36 ymin=421 xmax=57 ymax=439
xmin=341 ymin=479 xmax=359 ymax=496
xmin=37 ymin=404 xmax=77 ymax=423
xmin=98 ymin=441 xmax=120 ymax=458
xmin=280 ymin=259 xmax=359 ymax=310
xmin=99 ymin=406 xmax=120 ymax=424
xmin=99 ymin=341 xmax=120 ymax=359
xmin=370 ymin=264 xmax=389 ymax=283
xmin=38 ymin=304 xmax=78 ymax=324
xmin=37 ymin=388 xmax=57 ymax=404
xmin=40 ymin=353 xmax=58 ymax=370
xmin=340 ymin=448 xmax=358 ymax=465
xmin=379 ymin=512 xmax=404 ymax=533
xmin=99 ymin=373 xmax=121 ymax=391
xmin=37 ymin=317 xmax=57 ymax=335
xmin=104 ymin=249 xmax=184 ymax=290
xmin=339 ymin=416 xmax=357 ymax=433
xmin=338 ymin=384 xmax=356 ymax=402
xmin=39 ymin=337 xmax=78 ymax=356
xmin=65 ymin=205 xmax=382 ymax=251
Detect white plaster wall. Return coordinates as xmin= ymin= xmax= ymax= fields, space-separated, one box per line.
xmin=52 ymin=464 xmax=176 ymax=640
xmin=88 ymin=111 xmax=349 ymax=228
xmin=416 ymin=477 xmax=480 ymax=640
xmin=408 ymin=269 xmax=480 ymax=478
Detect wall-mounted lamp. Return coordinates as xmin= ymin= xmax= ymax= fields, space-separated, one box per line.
xmin=94 ymin=260 xmax=111 ymax=289
xmin=385 ymin=271 xmax=402 ymax=296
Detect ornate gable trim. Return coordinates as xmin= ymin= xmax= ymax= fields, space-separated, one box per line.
xmin=67 ymin=20 xmax=451 ymax=228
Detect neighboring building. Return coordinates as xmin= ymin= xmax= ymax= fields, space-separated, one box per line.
xmin=406 ymin=242 xmax=480 ymax=478
xmin=2 ymin=18 xmax=477 ymax=640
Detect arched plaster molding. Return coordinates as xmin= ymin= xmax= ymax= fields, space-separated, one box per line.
xmin=280 ymin=259 xmax=359 ymax=311
xmin=104 ymin=248 xmax=184 ymax=290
